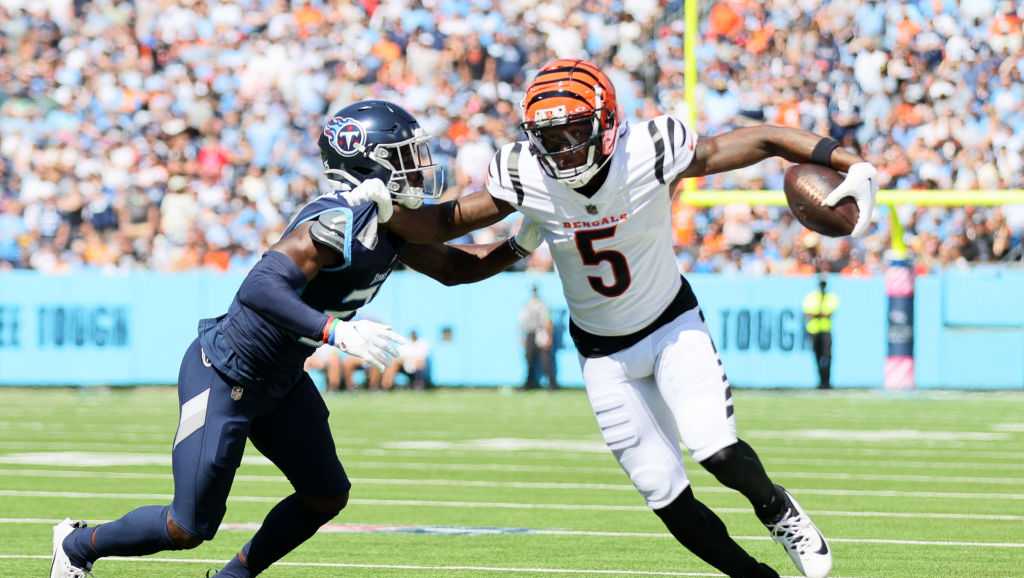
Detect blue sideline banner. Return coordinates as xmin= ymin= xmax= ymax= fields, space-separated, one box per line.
xmin=0 ymin=271 xmax=891 ymax=388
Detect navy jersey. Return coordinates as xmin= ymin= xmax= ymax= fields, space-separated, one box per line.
xmin=198 ymin=192 xmax=404 ymax=396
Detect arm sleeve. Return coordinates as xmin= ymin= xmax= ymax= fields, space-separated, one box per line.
xmin=236 ymin=250 xmax=331 ymax=341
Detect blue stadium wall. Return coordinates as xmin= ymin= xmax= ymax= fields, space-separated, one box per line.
xmin=0 ymin=270 xmax=1021 ymax=389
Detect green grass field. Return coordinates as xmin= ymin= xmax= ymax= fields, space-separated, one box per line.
xmin=0 ymin=387 xmax=1022 ymax=578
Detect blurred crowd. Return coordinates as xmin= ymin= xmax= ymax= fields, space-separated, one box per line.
xmin=0 ymin=0 xmax=1021 ymax=277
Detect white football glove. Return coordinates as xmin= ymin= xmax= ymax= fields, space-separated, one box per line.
xmin=511 ymin=217 xmax=543 ymax=256
xmin=823 ymin=162 xmax=878 ymax=238
xmin=340 ymin=178 xmax=394 ymax=223
xmin=328 ymin=319 xmax=407 ymax=371
xmin=395 ymin=195 xmax=423 ymax=210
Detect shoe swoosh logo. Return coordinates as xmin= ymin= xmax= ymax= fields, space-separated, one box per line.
xmin=815 ymin=528 xmax=830 ymax=555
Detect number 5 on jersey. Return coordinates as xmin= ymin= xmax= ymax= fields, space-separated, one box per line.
xmin=575 ymin=226 xmax=631 ymax=297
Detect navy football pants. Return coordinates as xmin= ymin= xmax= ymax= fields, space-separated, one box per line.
xmin=170 ymin=338 xmax=350 ymax=539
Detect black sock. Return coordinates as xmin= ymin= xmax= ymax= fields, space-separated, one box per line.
xmin=757 ymin=485 xmax=789 ymax=524
xmin=700 ymin=440 xmax=785 ymax=523
xmin=242 ymin=494 xmax=339 ymax=575
xmin=654 ymin=487 xmax=779 ymax=578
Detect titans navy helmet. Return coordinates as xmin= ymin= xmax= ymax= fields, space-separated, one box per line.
xmin=318 ymin=100 xmax=444 ymax=201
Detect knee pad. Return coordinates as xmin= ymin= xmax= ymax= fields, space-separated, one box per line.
xmin=300 ymin=490 xmax=349 ymax=518
xmin=166 ymin=516 xmax=204 ymax=550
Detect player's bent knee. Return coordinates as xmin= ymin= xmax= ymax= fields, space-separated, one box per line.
xmin=653 ymin=486 xmax=703 ymax=535
xmin=300 ymin=490 xmax=349 ymax=517
xmin=699 ymin=442 xmax=739 ymax=473
xmin=166 ymin=516 xmax=204 ymax=550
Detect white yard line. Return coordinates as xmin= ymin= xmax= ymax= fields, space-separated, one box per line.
xmin=1 ymin=467 xmax=1023 ymax=493
xmin=2 ymin=441 xmax=1023 ymax=462
xmin=0 ymin=520 xmax=1020 ymax=551
xmin=2 ymin=473 xmax=1023 ymax=501
xmin=0 ymin=554 xmax=741 ymax=576
xmin=2 ymin=487 xmax=1024 ymax=524
xmin=3 ymin=451 xmax=1024 ymax=475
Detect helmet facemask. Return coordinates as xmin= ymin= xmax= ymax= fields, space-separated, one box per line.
xmin=521 ymin=86 xmax=618 ymax=188
xmin=369 ymin=128 xmax=445 ymax=201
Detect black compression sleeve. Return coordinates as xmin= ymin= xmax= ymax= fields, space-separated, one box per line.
xmin=236 ymin=250 xmax=331 ymax=340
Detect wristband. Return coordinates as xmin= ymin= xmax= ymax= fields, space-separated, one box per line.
xmin=508 ymin=237 xmax=531 ymax=259
xmin=322 ymin=315 xmax=337 ymax=345
xmin=810 ymin=137 xmax=840 ymax=166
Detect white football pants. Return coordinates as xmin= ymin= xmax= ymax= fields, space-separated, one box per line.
xmin=581 ymin=307 xmax=737 ymax=510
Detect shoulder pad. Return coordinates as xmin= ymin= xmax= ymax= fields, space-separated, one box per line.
xmin=309 ymin=210 xmax=352 ymax=261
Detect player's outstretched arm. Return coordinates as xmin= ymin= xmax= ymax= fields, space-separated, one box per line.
xmin=342 ymin=178 xmax=517 ymax=244
xmin=237 ymin=222 xmax=404 ymax=370
xmin=397 ymin=218 xmax=542 ymax=286
xmin=387 ymin=191 xmax=517 ymax=244
xmin=677 ymin=125 xmax=864 ymax=184
xmin=236 ymin=221 xmax=342 ymax=341
xmin=678 ymin=125 xmax=877 ymax=237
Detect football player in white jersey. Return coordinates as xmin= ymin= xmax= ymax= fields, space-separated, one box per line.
xmin=351 ymin=59 xmax=877 ymax=578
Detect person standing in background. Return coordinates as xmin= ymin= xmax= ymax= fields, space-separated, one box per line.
xmin=518 ymin=285 xmax=558 ymax=390
xmin=382 ymin=330 xmax=432 ymax=390
xmin=803 ymin=274 xmax=839 ymax=389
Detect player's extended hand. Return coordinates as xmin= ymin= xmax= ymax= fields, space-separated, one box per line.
xmin=328 ymin=319 xmax=407 ymax=371
xmin=395 ymin=195 xmax=423 ymax=210
xmin=824 ymin=162 xmax=877 ymax=238
xmin=341 ymin=178 xmax=394 ymax=223
xmin=511 ymin=217 xmax=543 ymax=255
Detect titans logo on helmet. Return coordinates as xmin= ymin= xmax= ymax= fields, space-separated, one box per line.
xmin=323 ymin=116 xmax=366 ymax=157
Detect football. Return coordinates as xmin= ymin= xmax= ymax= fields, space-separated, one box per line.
xmin=783 ymin=164 xmax=859 ymax=237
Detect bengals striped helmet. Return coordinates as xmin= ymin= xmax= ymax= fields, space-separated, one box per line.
xmin=520 ymin=59 xmax=621 ymax=188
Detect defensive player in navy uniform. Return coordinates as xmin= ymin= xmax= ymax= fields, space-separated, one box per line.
xmin=49 ymin=100 xmax=542 ymax=578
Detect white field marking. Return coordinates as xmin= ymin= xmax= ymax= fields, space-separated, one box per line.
xmin=0 ymin=420 xmax=373 ymax=444
xmin=756 ymin=447 xmax=1024 ymax=460
xmin=745 ymin=429 xmax=1011 ymax=442
xmin=0 ymin=432 xmax=170 ymax=442
xmin=6 ymin=491 xmax=1024 ymax=526
xmin=366 ymin=444 xmax=1024 ymax=462
xmin=380 ymin=436 xmax=1019 ymax=456
xmin=0 ymin=420 xmax=169 ymax=432
xmin=0 ymin=519 xmax=1020 ymax=553
xmin=237 ymin=444 xmax=1024 ymax=462
xmin=0 ymin=452 xmax=274 ymax=467
xmin=3 ymin=486 xmax=1024 ymax=506
xmin=3 ymin=443 xmax=1022 ymax=475
xmin=5 ymin=440 xmax=1024 ymax=464
xmin=0 ymin=555 xmax=744 ymax=577
xmin=4 ymin=434 xmax=1024 ymax=460
xmin=4 ymin=451 xmax=1024 ymax=478
xmin=0 ymin=441 xmax=170 ymax=452
xmin=750 ymin=456 xmax=1024 ymax=471
xmin=2 ymin=467 xmax=1024 ymax=492
xmin=993 ymin=423 xmax=1024 ymax=432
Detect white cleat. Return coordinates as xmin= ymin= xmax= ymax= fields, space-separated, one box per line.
xmin=765 ymin=488 xmax=832 ymax=578
xmin=50 ymin=518 xmax=93 ymax=578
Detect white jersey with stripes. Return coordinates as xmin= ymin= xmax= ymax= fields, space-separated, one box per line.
xmin=487 ymin=115 xmax=698 ymax=336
